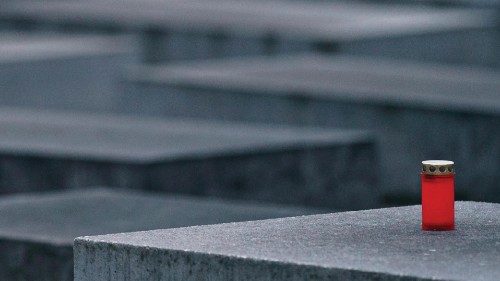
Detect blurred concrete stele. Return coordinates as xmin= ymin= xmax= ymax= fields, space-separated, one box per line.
xmin=74 ymin=201 xmax=500 ymax=281
xmin=0 ymin=187 xmax=320 ymax=281
xmin=0 ymin=0 xmax=497 ymax=66
xmin=0 ymin=33 xmax=131 ymax=112
xmin=363 ymin=0 xmax=500 ymax=9
xmin=0 ymin=107 xmax=378 ymax=210
xmin=123 ymin=54 xmax=500 ymax=204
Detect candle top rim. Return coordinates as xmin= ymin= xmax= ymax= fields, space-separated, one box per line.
xmin=422 ymin=160 xmax=454 ymax=165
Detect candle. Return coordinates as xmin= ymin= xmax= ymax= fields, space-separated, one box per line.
xmin=421 ymin=160 xmax=455 ymax=231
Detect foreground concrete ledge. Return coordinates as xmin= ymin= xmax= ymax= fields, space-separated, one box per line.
xmin=0 ymin=107 xmax=377 ymax=210
xmin=75 ymin=201 xmax=500 ymax=281
xmin=0 ymin=187 xmax=318 ymax=281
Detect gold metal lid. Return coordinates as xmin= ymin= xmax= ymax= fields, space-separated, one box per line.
xmin=422 ymin=160 xmax=454 ymax=175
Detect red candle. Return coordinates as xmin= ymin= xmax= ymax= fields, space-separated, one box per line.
xmin=421 ymin=160 xmax=455 ymax=231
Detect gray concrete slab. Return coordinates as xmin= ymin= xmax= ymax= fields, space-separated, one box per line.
xmin=75 ymin=201 xmax=500 ymax=281
xmin=122 ymin=54 xmax=500 ymax=204
xmin=0 ymin=33 xmax=132 ymax=112
xmin=0 ymin=0 xmax=496 ymax=65
xmin=0 ymin=107 xmax=377 ymax=210
xmin=364 ymin=0 xmax=500 ymax=9
xmin=0 ymin=187 xmax=320 ymax=281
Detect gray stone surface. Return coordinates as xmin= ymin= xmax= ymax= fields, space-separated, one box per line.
xmin=74 ymin=201 xmax=500 ymax=281
xmin=0 ymin=33 xmax=131 ymax=112
xmin=365 ymin=0 xmax=500 ymax=9
xmin=0 ymin=0 xmax=496 ymax=65
xmin=123 ymin=54 xmax=500 ymax=204
xmin=0 ymin=187 xmax=320 ymax=281
xmin=0 ymin=107 xmax=377 ymax=210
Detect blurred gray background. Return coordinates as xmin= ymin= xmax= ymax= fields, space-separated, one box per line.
xmin=1 ymin=0 xmax=498 ymax=206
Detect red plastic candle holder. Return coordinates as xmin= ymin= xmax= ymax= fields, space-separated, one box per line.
xmin=421 ymin=160 xmax=455 ymax=231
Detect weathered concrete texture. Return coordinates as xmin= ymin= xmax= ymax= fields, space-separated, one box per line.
xmin=0 ymin=107 xmax=377 ymax=210
xmin=0 ymin=0 xmax=496 ymax=66
xmin=75 ymin=201 xmax=500 ymax=281
xmin=0 ymin=187 xmax=319 ymax=281
xmin=123 ymin=54 xmax=500 ymax=204
xmin=0 ymin=33 xmax=132 ymax=112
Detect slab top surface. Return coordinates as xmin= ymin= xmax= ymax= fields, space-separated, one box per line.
xmin=0 ymin=0 xmax=494 ymax=41
xmin=131 ymin=54 xmax=500 ymax=115
xmin=0 ymin=34 xmax=128 ymax=62
xmin=401 ymin=0 xmax=500 ymax=9
xmin=0 ymin=107 xmax=370 ymax=163
xmin=80 ymin=202 xmax=500 ymax=281
xmin=0 ymin=187 xmax=317 ymax=245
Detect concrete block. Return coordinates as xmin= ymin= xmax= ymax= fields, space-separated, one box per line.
xmin=364 ymin=0 xmax=500 ymax=9
xmin=0 ymin=33 xmax=132 ymax=112
xmin=123 ymin=54 xmax=500 ymax=204
xmin=0 ymin=0 xmax=496 ymax=66
xmin=0 ymin=107 xmax=377 ymax=210
xmin=75 ymin=201 xmax=500 ymax=281
xmin=0 ymin=187 xmax=319 ymax=281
